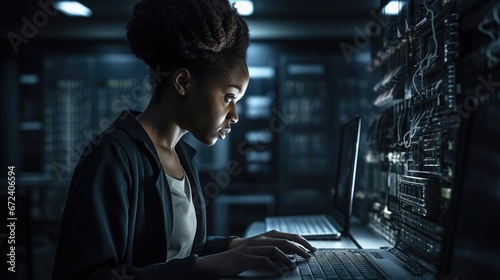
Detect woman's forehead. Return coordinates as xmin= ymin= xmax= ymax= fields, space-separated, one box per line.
xmin=203 ymin=61 xmax=249 ymax=88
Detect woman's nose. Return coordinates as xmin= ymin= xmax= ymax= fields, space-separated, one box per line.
xmin=227 ymin=103 xmax=239 ymax=124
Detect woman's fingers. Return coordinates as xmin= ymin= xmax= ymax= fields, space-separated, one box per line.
xmin=263 ymin=230 xmax=317 ymax=252
xmin=248 ymin=237 xmax=312 ymax=260
xmin=267 ymin=246 xmax=297 ymax=270
xmin=248 ymin=245 xmax=296 ymax=270
xmin=245 ymin=254 xmax=284 ymax=276
xmin=284 ymin=233 xmax=316 ymax=252
xmin=275 ymin=239 xmax=312 ymax=260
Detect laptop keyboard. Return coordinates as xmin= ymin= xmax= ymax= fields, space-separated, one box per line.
xmin=267 ymin=215 xmax=337 ymax=235
xmin=296 ymin=250 xmax=391 ymax=280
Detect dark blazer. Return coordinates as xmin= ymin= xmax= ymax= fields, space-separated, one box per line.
xmin=52 ymin=110 xmax=234 ymax=280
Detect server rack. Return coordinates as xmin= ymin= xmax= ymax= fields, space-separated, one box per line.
xmin=366 ymin=0 xmax=500 ymax=277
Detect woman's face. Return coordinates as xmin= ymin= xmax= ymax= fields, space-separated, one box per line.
xmin=181 ymin=60 xmax=249 ymax=145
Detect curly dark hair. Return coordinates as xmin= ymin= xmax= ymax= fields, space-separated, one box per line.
xmin=126 ymin=0 xmax=250 ymax=92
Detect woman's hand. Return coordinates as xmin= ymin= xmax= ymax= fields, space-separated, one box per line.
xmin=228 ymin=229 xmax=316 ymax=252
xmin=194 ymin=230 xmax=316 ymax=279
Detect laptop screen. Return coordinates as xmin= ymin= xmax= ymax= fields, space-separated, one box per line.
xmin=330 ymin=115 xmax=361 ymax=234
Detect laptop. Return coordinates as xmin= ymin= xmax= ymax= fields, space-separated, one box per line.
xmin=265 ymin=115 xmax=362 ymax=240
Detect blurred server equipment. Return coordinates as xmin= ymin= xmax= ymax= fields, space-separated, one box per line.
xmin=277 ymin=55 xmax=335 ymax=215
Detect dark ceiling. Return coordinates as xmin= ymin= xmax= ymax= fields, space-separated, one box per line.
xmin=2 ymin=0 xmax=381 ymax=40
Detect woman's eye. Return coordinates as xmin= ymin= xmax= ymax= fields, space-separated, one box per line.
xmin=224 ymin=94 xmax=236 ymax=104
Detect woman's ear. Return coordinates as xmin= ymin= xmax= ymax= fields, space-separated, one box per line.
xmin=173 ymin=68 xmax=191 ymax=97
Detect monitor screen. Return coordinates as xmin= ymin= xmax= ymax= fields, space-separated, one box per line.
xmin=331 ymin=115 xmax=361 ymax=233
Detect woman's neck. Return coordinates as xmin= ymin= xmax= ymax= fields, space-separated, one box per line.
xmin=136 ymin=104 xmax=187 ymax=152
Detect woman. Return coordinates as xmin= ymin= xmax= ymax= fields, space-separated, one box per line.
xmin=51 ymin=0 xmax=315 ymax=279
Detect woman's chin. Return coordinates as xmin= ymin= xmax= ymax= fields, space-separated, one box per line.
xmin=199 ymin=136 xmax=218 ymax=146
xmin=203 ymin=140 xmax=217 ymax=146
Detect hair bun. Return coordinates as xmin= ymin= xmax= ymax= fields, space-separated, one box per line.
xmin=127 ymin=0 xmax=249 ymax=76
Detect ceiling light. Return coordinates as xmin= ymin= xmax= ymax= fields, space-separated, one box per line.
xmin=382 ymin=1 xmax=404 ymax=16
xmin=230 ymin=0 xmax=254 ymax=16
xmin=54 ymin=1 xmax=93 ymax=17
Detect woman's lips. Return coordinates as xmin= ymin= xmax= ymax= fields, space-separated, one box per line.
xmin=218 ymin=128 xmax=231 ymax=139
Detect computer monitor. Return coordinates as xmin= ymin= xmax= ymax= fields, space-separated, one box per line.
xmin=330 ymin=115 xmax=361 ymax=234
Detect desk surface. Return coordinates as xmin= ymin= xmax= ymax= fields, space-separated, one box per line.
xmin=244 ymin=219 xmax=391 ymax=250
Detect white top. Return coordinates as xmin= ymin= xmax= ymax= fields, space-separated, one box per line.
xmin=165 ymin=171 xmax=197 ymax=261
